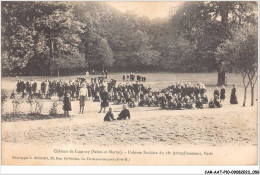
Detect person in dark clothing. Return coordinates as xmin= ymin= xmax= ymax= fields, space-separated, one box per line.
xmin=194 ymin=85 xmax=199 ymax=98
xmin=137 ymin=75 xmax=140 ymax=82
xmin=117 ymin=105 xmax=130 ymax=120
xmin=71 ymin=82 xmax=77 ymax=100
xmin=63 ymin=91 xmax=72 ymax=117
xmin=214 ymin=95 xmax=222 ymax=108
xmin=220 ymin=85 xmax=226 ymax=102
xmin=208 ymin=99 xmax=215 ymax=108
xmin=104 ymin=107 xmax=115 ymax=122
xmin=41 ymin=81 xmax=46 ymax=96
xmin=26 ymin=81 xmax=32 ymax=95
xmin=195 ymin=98 xmax=204 ymax=109
xmin=32 ymin=81 xmax=37 ymax=94
xmin=10 ymin=90 xmax=16 ymax=99
xmin=230 ymin=84 xmax=238 ymax=104
xmin=20 ymin=80 xmax=26 ymax=93
xmin=99 ymin=90 xmax=109 ymax=113
xmin=213 ymin=87 xmax=220 ymax=99
xmin=16 ymin=80 xmax=20 ymax=93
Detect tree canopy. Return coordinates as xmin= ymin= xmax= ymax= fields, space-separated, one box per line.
xmin=1 ymin=1 xmax=258 ymax=76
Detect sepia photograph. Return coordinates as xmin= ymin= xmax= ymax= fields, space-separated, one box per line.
xmin=1 ymin=1 xmax=258 ymax=166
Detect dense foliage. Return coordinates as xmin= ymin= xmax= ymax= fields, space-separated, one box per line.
xmin=1 ymin=1 xmax=257 ymax=76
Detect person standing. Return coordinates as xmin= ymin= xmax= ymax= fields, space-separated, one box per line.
xmin=230 ymin=84 xmax=238 ymax=104
xmin=213 ymin=87 xmax=220 ymax=99
xmin=16 ymin=80 xmax=20 ymax=93
xmin=41 ymin=80 xmax=46 ymax=97
xmin=32 ymin=80 xmax=37 ymax=94
xmin=105 ymin=69 xmax=108 ymax=78
xmin=79 ymin=83 xmax=88 ymax=114
xmin=99 ymin=89 xmax=109 ymax=113
xmin=26 ymin=81 xmax=32 ymax=95
xmin=220 ymin=85 xmax=226 ymax=102
xmin=63 ymin=91 xmax=72 ymax=117
xmin=85 ymin=71 xmax=89 ymax=77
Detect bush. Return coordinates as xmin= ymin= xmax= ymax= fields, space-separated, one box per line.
xmin=49 ymin=102 xmax=59 ymax=116
xmin=28 ymin=96 xmax=43 ymax=114
xmin=12 ymin=93 xmax=24 ymax=114
xmin=1 ymin=89 xmax=9 ymax=114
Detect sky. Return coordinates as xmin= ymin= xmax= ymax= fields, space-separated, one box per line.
xmin=106 ymin=1 xmax=183 ymax=19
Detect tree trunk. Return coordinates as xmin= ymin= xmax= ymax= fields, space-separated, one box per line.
xmin=251 ymin=87 xmax=254 ymax=106
xmin=57 ymin=70 xmax=59 ymax=77
xmin=243 ymin=87 xmax=247 ymax=107
xmin=217 ymin=71 xmax=226 ymax=86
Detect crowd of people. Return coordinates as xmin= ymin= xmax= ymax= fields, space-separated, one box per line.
xmin=15 ymin=76 xmax=112 ymax=100
xmin=12 ymin=74 xmax=238 ymax=120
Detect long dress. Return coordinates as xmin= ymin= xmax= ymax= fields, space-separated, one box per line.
xmin=230 ymin=88 xmax=238 ymax=104
xmin=220 ymin=88 xmax=225 ymax=100
xmin=101 ymin=91 xmax=109 ymax=107
xmin=63 ymin=96 xmax=72 ymax=111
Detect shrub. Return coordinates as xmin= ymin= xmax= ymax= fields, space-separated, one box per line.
xmin=12 ymin=93 xmax=24 ymax=114
xmin=1 ymin=89 xmax=9 ymax=114
xmin=28 ymin=96 xmax=43 ymax=114
xmin=49 ymin=102 xmax=59 ymax=116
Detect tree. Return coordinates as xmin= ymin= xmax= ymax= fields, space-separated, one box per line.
xmin=88 ymin=38 xmax=114 ymax=70
xmin=2 ymin=2 xmax=86 ymax=76
xmin=1 ymin=2 xmax=34 ymax=75
xmin=216 ymin=25 xmax=257 ymax=106
xmin=2 ymin=1 xmax=257 ymax=76
xmin=127 ymin=30 xmax=160 ymax=69
xmin=171 ymin=1 xmax=257 ymax=84
xmin=38 ymin=2 xmax=86 ymax=75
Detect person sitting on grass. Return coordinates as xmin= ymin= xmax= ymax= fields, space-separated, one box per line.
xmin=213 ymin=95 xmax=222 ymax=108
xmin=117 ymin=105 xmax=131 ymax=120
xmin=176 ymin=98 xmax=185 ymax=110
xmin=104 ymin=107 xmax=116 ymax=122
xmin=160 ymin=94 xmax=168 ymax=109
xmin=128 ymin=97 xmax=136 ymax=108
xmin=195 ymin=98 xmax=204 ymax=109
xmin=113 ymin=92 xmax=121 ymax=105
xmin=208 ymin=99 xmax=215 ymax=108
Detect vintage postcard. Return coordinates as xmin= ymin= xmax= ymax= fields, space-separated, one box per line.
xmin=1 ymin=1 xmax=258 ymax=166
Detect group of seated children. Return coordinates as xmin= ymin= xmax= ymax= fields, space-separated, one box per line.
xmin=110 ymin=82 xmax=224 ymax=110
